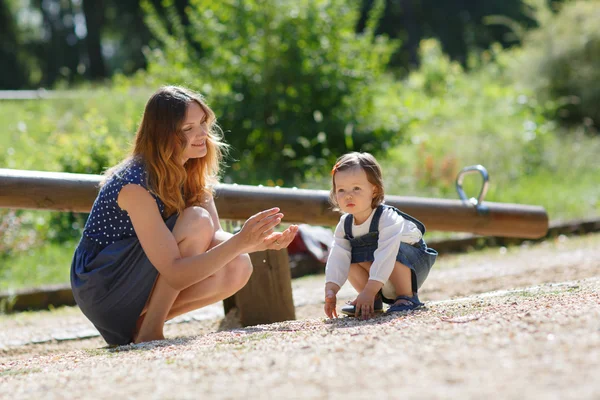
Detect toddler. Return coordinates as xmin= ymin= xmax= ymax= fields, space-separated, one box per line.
xmin=324 ymin=152 xmax=437 ymax=319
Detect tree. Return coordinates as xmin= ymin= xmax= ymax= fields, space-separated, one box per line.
xmin=143 ymin=0 xmax=399 ymax=184
xmin=0 ymin=0 xmax=28 ymax=88
xmin=82 ymin=0 xmax=107 ymax=80
xmin=358 ymin=0 xmax=539 ymax=70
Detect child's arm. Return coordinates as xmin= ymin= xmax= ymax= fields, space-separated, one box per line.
xmin=324 ymin=282 xmax=340 ymax=318
xmin=324 ymin=217 xmax=352 ymax=288
xmin=324 ymin=217 xmax=352 ymax=318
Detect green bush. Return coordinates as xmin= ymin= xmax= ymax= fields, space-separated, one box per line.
xmin=46 ymin=108 xmax=125 ymax=242
xmin=142 ymin=0 xmax=400 ymax=185
xmin=0 ymin=91 xmax=146 ymax=244
xmin=513 ymin=0 xmax=600 ymax=128
xmin=311 ymin=38 xmax=600 ymax=221
xmin=0 ymin=210 xmax=42 ymax=259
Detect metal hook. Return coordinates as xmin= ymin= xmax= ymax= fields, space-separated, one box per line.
xmin=455 ymin=165 xmax=490 ymax=215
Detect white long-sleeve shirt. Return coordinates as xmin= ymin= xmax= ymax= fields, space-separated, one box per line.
xmin=325 ymin=207 xmax=422 ymax=288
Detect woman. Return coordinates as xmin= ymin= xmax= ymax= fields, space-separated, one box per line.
xmin=71 ymin=86 xmax=298 ymax=345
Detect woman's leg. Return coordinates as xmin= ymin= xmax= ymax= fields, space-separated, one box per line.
xmin=164 ymin=259 xmax=250 ymax=319
xmin=165 ymin=230 xmax=252 ymax=319
xmin=135 ymin=206 xmax=252 ymax=343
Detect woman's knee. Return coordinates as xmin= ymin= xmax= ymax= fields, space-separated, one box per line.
xmin=173 ymin=206 xmax=215 ymax=246
xmin=226 ymin=253 xmax=253 ymax=291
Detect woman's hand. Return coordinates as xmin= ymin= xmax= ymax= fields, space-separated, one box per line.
xmin=235 ymin=208 xmax=284 ymax=253
xmin=262 ymin=224 xmax=299 ymax=251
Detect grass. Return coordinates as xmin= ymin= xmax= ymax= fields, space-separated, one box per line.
xmin=0 ymin=241 xmax=75 ymax=291
xmin=0 ymin=90 xmax=148 ymax=172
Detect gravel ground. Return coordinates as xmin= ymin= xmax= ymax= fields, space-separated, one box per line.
xmin=1 ymin=233 xmax=599 ymax=399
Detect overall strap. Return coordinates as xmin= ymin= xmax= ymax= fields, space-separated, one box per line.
xmin=343 ymin=213 xmax=354 ymax=238
xmin=392 ymin=206 xmax=427 ymax=235
xmin=368 ymin=205 xmax=385 ymax=233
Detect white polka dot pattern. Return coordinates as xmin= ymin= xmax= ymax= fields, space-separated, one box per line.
xmin=82 ymin=160 xmax=166 ymax=247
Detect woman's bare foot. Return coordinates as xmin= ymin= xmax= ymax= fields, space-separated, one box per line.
xmin=133 ymin=329 xmax=165 ymax=344
xmin=133 ymin=314 xmax=165 ymax=343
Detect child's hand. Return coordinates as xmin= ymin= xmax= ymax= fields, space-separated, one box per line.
xmin=324 ymin=289 xmax=338 ymax=319
xmin=354 ymin=291 xmax=376 ymax=320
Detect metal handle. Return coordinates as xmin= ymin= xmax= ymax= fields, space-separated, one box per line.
xmin=456 ymin=165 xmax=490 ymax=215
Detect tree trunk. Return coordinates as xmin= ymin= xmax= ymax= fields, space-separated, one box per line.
xmin=82 ymin=0 xmax=107 ymax=79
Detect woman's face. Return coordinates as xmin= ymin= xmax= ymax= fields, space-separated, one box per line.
xmin=181 ymin=101 xmax=209 ymax=164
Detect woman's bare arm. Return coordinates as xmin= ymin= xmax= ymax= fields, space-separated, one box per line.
xmin=203 ymin=189 xmax=299 ymax=251
xmin=118 ymin=184 xmax=281 ymax=290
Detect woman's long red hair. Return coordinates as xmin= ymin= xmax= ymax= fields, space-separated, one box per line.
xmin=103 ymin=86 xmax=228 ymax=216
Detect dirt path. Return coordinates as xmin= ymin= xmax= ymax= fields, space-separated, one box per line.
xmin=1 ymin=234 xmax=599 ymax=399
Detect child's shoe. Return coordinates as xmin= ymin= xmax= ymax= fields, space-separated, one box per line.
xmin=340 ymin=295 xmax=384 ymax=317
xmin=386 ymin=294 xmax=423 ymax=313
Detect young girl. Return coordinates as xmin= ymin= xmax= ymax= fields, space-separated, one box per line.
xmin=71 ymin=86 xmax=298 ymax=345
xmin=323 ymin=152 xmax=437 ymax=319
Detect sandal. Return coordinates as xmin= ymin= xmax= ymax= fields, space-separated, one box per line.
xmin=386 ymin=294 xmax=423 ymax=313
xmin=341 ymin=295 xmax=384 ymax=317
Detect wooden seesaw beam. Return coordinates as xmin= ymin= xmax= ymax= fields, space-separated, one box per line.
xmin=0 ymin=169 xmax=548 ymax=238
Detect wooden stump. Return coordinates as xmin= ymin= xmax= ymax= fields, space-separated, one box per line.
xmin=223 ymin=248 xmax=296 ymax=326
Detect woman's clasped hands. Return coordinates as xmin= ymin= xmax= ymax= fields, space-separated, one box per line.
xmin=235 ymin=207 xmax=298 ymax=253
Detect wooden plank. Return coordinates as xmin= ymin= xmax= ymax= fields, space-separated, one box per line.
xmin=0 ymin=285 xmax=75 ymax=312
xmin=224 ymin=249 xmax=296 ymax=326
xmin=0 ymin=169 xmax=549 ymax=238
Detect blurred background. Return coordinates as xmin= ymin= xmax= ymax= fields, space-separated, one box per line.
xmin=1 ymin=0 xmax=599 ymax=292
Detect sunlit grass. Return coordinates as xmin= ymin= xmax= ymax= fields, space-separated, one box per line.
xmin=0 ymin=242 xmax=75 ymax=291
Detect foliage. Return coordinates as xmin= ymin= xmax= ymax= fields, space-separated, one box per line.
xmin=142 ymin=0 xmax=400 ymax=184
xmin=0 ymin=241 xmax=75 ymax=291
xmin=384 ymin=40 xmax=600 ymax=218
xmin=511 ymin=0 xmax=600 ymax=128
xmin=0 ymin=210 xmax=42 ymax=260
xmin=361 ymin=0 xmax=540 ymax=69
xmin=0 ymin=90 xmax=146 ymax=244
xmin=308 ymin=39 xmax=600 ymax=221
xmin=2 ymin=0 xmax=552 ymax=89
xmin=47 ymin=107 xmax=126 ymax=242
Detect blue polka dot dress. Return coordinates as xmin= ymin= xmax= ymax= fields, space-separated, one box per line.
xmin=70 ymin=158 xmax=179 ymax=345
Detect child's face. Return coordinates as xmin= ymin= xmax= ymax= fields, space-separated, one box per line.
xmin=334 ymin=166 xmax=377 ymax=222
xmin=181 ymin=101 xmax=209 ymax=164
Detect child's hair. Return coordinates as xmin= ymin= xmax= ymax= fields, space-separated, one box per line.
xmin=103 ymin=85 xmax=228 ymax=216
xmin=329 ymin=152 xmax=385 ymax=211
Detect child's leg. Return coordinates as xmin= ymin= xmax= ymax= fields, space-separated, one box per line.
xmin=387 ymin=261 xmax=414 ymax=298
xmin=347 ymin=262 xmax=371 ymax=294
xmin=386 ymin=261 xmax=424 ymax=312
xmin=344 ymin=262 xmax=385 ymax=315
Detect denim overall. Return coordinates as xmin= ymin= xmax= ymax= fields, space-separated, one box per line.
xmin=344 ymin=204 xmax=437 ymax=303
